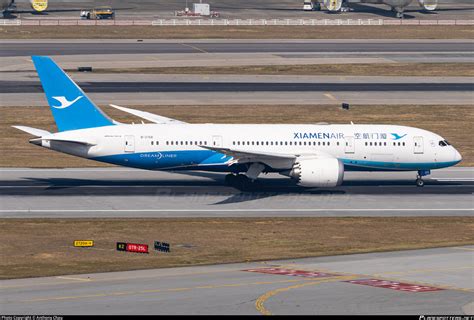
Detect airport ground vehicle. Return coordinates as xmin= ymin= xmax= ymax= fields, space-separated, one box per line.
xmin=80 ymin=6 xmax=115 ymax=20
xmin=303 ymin=0 xmax=321 ymax=11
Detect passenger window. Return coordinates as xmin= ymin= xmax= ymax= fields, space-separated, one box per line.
xmin=151 ymin=141 xmax=154 ymax=145
xmin=328 ymin=142 xmax=330 ymax=146
xmin=384 ymin=142 xmax=386 ymax=146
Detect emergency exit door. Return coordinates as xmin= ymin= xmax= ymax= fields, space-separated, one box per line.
xmin=124 ymin=135 xmax=135 ymax=152
xmin=344 ymin=136 xmax=355 ymax=154
xmin=212 ymin=135 xmax=223 ymax=147
xmin=413 ymin=136 xmax=424 ymax=154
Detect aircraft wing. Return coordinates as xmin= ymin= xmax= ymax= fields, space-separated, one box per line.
xmin=109 ymin=104 xmax=187 ymax=124
xmin=201 ymin=146 xmax=296 ymax=169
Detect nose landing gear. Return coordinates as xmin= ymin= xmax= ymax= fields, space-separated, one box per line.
xmin=416 ymin=177 xmax=424 ymax=187
xmin=416 ymin=170 xmax=431 ymax=187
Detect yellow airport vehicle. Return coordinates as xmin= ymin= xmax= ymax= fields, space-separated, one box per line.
xmin=30 ymin=0 xmax=48 ymax=12
xmin=80 ymin=6 xmax=115 ymax=20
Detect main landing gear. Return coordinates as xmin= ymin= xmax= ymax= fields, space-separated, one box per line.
xmin=225 ymin=173 xmax=256 ymax=190
xmin=416 ymin=170 xmax=431 ymax=187
xmin=225 ymin=163 xmax=265 ymax=190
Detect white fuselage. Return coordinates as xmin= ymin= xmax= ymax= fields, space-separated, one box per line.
xmin=39 ymin=123 xmax=462 ymax=173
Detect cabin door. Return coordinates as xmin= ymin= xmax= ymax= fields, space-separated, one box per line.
xmin=124 ymin=135 xmax=135 ymax=152
xmin=413 ymin=136 xmax=424 ymax=154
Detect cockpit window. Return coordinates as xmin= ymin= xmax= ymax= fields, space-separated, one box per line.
xmin=444 ymin=140 xmax=451 ymax=146
xmin=439 ymin=140 xmax=448 ymax=147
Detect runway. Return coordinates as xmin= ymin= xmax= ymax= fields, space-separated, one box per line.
xmin=0 ymin=167 xmax=472 ymax=218
xmin=1 ymin=246 xmax=472 ymax=314
xmin=2 ymin=40 xmax=473 ymax=57
xmin=3 ymin=80 xmax=472 ymax=94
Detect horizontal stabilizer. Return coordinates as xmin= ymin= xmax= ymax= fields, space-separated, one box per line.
xmin=109 ymin=104 xmax=187 ymax=124
xmin=12 ymin=125 xmax=51 ymax=137
xmin=31 ymin=136 xmax=96 ymax=146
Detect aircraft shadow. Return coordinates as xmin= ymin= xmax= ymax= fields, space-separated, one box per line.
xmin=348 ymin=3 xmax=417 ymax=19
xmin=0 ymin=177 xmax=470 ymax=202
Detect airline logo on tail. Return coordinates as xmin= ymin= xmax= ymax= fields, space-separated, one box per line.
xmin=51 ymin=96 xmax=83 ymax=109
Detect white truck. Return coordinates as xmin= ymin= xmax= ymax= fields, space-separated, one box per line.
xmin=303 ymin=0 xmax=321 ymax=11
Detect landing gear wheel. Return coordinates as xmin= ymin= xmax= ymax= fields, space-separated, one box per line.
xmin=224 ymin=173 xmax=237 ymax=186
xmin=235 ymin=174 xmax=252 ymax=190
xmin=225 ymin=174 xmax=257 ymax=190
xmin=416 ymin=178 xmax=424 ymax=187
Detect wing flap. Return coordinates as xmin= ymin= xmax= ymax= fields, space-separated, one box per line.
xmin=201 ymin=146 xmax=296 ymax=169
xmin=202 ymin=146 xmax=296 ymax=160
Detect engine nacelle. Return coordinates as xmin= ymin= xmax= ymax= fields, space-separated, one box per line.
xmin=323 ymin=0 xmax=342 ymax=12
xmin=288 ymin=157 xmax=344 ymax=187
xmin=30 ymin=0 xmax=48 ymax=12
xmin=418 ymin=0 xmax=437 ymax=11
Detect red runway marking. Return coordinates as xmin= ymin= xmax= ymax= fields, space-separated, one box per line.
xmin=243 ymin=268 xmax=336 ymax=278
xmin=345 ymin=279 xmax=444 ymax=292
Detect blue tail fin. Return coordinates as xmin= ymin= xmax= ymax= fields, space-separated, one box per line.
xmin=32 ymin=56 xmax=114 ymax=132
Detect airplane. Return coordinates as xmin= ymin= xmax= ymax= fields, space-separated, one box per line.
xmin=1 ymin=0 xmax=48 ymax=17
xmin=306 ymin=0 xmax=438 ymax=18
xmin=14 ymin=56 xmax=462 ymax=189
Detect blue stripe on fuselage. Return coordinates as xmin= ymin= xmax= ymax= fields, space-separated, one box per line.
xmin=92 ymin=150 xmax=460 ymax=172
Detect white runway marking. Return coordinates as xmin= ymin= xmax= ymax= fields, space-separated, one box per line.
xmin=0 ymin=208 xmax=472 ymax=213
xmin=435 ymin=178 xmax=474 ymax=181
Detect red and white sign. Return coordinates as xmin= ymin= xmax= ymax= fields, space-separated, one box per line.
xmin=126 ymin=243 xmax=149 ymax=254
xmin=345 ymin=279 xmax=444 ymax=292
xmin=243 ymin=268 xmax=336 ymax=278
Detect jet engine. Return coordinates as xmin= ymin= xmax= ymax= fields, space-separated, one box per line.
xmin=323 ymin=0 xmax=342 ymax=12
xmin=30 ymin=0 xmax=48 ymax=12
xmin=418 ymin=0 xmax=437 ymax=11
xmin=287 ymin=157 xmax=344 ymax=187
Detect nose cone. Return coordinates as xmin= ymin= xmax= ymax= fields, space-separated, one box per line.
xmin=453 ymin=149 xmax=462 ymax=164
